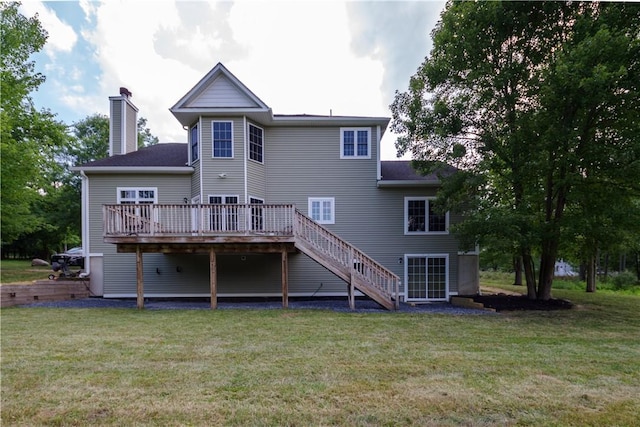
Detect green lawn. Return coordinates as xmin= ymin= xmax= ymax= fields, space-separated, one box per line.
xmin=0 ymin=259 xmax=52 ymax=284
xmin=2 ymin=288 xmax=639 ymax=426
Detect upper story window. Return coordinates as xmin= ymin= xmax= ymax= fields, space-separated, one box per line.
xmin=340 ymin=128 xmax=370 ymax=159
xmin=190 ymin=124 xmax=199 ymax=163
xmin=308 ymin=197 xmax=335 ymax=224
xmin=405 ymin=197 xmax=448 ymax=234
xmin=212 ymin=121 xmax=233 ymax=158
xmin=249 ymin=124 xmax=263 ymax=163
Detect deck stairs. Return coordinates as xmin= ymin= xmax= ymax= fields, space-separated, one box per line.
xmin=293 ymin=210 xmax=400 ymax=310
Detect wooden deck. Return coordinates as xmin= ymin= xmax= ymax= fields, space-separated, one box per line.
xmin=103 ymin=204 xmax=400 ymax=310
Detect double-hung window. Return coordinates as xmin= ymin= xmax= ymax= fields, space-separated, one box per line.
xmin=405 ymin=197 xmax=448 ymax=234
xmin=190 ymin=124 xmax=199 ymax=163
xmin=212 ymin=121 xmax=233 ymax=158
xmin=249 ymin=124 xmax=263 ymax=163
xmin=340 ymin=128 xmax=370 ymax=159
xmin=308 ymin=197 xmax=335 ymax=224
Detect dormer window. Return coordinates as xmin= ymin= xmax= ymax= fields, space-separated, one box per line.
xmin=340 ymin=128 xmax=370 ymax=159
xmin=190 ymin=124 xmax=199 ymax=162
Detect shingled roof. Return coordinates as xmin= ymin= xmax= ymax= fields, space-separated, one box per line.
xmin=380 ymin=161 xmax=455 ymax=182
xmin=77 ymin=143 xmax=188 ymax=168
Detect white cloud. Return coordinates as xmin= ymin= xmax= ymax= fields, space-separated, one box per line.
xmin=33 ymin=0 xmax=445 ymax=159
xmin=20 ymin=2 xmax=78 ymax=54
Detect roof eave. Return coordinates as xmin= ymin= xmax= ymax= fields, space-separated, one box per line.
xmin=377 ymin=180 xmax=441 ymax=188
xmin=170 ymin=108 xmax=273 ymax=127
xmin=72 ymin=166 xmax=194 ymax=174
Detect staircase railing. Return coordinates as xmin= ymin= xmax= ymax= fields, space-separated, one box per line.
xmin=293 ymin=210 xmax=400 ymax=309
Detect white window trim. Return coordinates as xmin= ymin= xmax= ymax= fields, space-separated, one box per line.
xmin=117 ymin=187 xmax=158 ymax=204
xmin=308 ymin=197 xmax=335 ymax=224
xmin=249 ymin=196 xmax=265 ymax=204
xmin=211 ymin=120 xmax=234 ymax=159
xmin=340 ymin=127 xmax=371 ymax=159
xmin=404 ymin=196 xmax=449 ymax=235
xmin=248 ymin=123 xmax=264 ymax=164
xmin=404 ymin=253 xmax=449 ymax=302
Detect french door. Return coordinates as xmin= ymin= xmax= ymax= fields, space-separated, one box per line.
xmin=209 ymin=195 xmax=239 ymax=231
xmin=405 ymin=254 xmax=448 ymax=301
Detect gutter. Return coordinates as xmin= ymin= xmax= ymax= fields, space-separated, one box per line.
xmin=71 ymin=166 xmax=194 ymax=174
xmin=377 ymin=180 xmax=441 ymax=188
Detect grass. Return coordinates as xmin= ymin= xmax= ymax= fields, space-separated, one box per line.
xmin=0 ymin=259 xmax=52 ymax=284
xmin=2 ymin=280 xmax=639 ymax=426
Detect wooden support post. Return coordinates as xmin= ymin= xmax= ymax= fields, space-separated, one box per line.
xmin=136 ymin=245 xmax=144 ymax=309
xmin=281 ymin=249 xmax=289 ymax=309
xmin=348 ymin=274 xmax=355 ymax=310
xmin=210 ymin=248 xmax=217 ymax=309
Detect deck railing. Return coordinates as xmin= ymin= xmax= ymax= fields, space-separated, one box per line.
xmin=294 ymin=209 xmax=400 ymax=305
xmin=103 ymin=203 xmax=399 ymax=307
xmin=103 ymin=204 xmax=295 ymax=236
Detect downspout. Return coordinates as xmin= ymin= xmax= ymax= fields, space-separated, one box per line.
xmin=198 ymin=117 xmax=203 ymax=202
xmin=80 ymin=171 xmax=90 ymax=275
xmin=243 ymin=116 xmax=248 ymax=204
xmin=376 ymin=125 xmax=382 ymax=180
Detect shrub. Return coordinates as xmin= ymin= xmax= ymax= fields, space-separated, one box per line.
xmin=611 ymin=271 xmax=639 ymax=290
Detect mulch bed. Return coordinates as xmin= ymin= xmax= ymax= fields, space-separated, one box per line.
xmin=472 ymin=294 xmax=574 ymax=312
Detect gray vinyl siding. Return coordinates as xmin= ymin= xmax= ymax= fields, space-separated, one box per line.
xmin=265 ymin=126 xmax=381 ymax=295
xmin=189 ymin=77 xmax=259 ymax=108
xmin=191 ymin=164 xmax=201 ymax=201
xmin=86 ymin=173 xmax=193 ymax=296
xmin=124 ymin=101 xmax=137 ymax=154
xmin=109 ymin=99 xmax=122 ymax=155
xmin=200 ymin=117 xmax=245 ymax=200
xmin=89 ymin=123 xmax=464 ymax=299
xmin=263 ymin=125 xmax=462 ymax=296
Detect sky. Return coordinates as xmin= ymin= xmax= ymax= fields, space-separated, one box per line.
xmin=20 ymin=0 xmax=446 ymax=160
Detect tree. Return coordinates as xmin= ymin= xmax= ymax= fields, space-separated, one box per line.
xmin=391 ymin=1 xmax=640 ymax=300
xmin=137 ymin=117 xmax=159 ymax=147
xmin=1 ymin=2 xmax=69 ymax=247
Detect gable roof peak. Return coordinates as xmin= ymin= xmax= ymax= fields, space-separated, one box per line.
xmin=170 ymin=62 xmax=271 ymax=126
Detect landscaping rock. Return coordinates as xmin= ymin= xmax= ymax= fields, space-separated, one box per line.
xmin=31 ymin=258 xmax=49 ymax=267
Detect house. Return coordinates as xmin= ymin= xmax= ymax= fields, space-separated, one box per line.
xmin=72 ymin=63 xmax=479 ymax=310
xmin=555 ymin=259 xmax=578 ymax=277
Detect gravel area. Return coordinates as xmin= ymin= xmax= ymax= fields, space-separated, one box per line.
xmin=18 ymin=297 xmax=495 ymax=314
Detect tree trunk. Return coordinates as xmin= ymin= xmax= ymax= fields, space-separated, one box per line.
xmin=537 ymin=250 xmax=556 ymax=301
xmin=585 ymin=254 xmax=596 ymax=292
xmin=635 ymin=251 xmax=640 ymax=282
xmin=513 ymin=255 xmax=523 ymax=286
xmin=522 ymin=249 xmax=537 ymax=299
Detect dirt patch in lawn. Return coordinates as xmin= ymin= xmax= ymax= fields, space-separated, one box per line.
xmin=475 ymin=288 xmax=574 ymax=312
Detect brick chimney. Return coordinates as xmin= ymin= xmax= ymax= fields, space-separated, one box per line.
xmin=109 ymin=87 xmax=138 ymax=156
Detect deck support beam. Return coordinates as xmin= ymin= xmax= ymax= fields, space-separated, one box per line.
xmin=210 ymin=248 xmax=217 ymax=309
xmin=281 ymin=249 xmax=288 ymax=309
xmin=136 ymin=245 xmax=144 ymax=309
